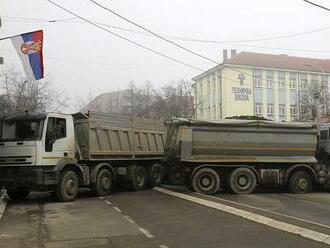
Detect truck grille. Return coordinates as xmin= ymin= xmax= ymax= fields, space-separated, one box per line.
xmin=0 ymin=156 xmax=33 ymax=165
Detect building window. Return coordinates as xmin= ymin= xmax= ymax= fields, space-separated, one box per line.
xmin=279 ymin=71 xmax=286 ymax=88
xmin=289 ymin=72 xmax=297 ymax=89
xmin=266 ymin=70 xmax=274 ymax=88
xmin=253 ymin=69 xmax=262 ymax=87
xmin=267 ymin=104 xmax=274 ymax=115
xmin=300 ymin=73 xmax=308 ymax=90
xmin=290 ymin=105 xmax=297 ymax=116
xmin=279 ymin=104 xmax=285 ymax=116
xmin=255 ymin=103 xmax=262 ymax=116
xmin=289 ymin=79 xmax=297 ymax=89
xmin=321 ymin=75 xmax=328 ymax=90
xmin=311 ymin=74 xmax=319 ymax=87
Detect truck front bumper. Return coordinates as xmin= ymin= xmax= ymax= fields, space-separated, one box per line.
xmin=0 ymin=166 xmax=59 ymax=190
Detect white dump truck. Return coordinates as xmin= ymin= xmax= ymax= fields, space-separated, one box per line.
xmin=0 ymin=111 xmax=165 ymax=201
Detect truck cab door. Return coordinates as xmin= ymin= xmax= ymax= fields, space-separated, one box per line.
xmin=41 ymin=115 xmax=75 ymax=166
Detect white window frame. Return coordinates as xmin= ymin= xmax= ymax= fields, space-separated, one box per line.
xmin=255 ymin=103 xmax=262 ymax=115
xmin=267 ymin=104 xmax=274 ymax=115
xmin=290 ymin=105 xmax=297 ymax=116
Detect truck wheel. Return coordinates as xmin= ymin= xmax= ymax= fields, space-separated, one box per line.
xmin=192 ymin=168 xmax=220 ymax=195
xmin=229 ymin=168 xmax=257 ymax=194
xmin=6 ymin=188 xmax=30 ymax=200
xmin=149 ymin=163 xmax=165 ymax=187
xmin=168 ymin=165 xmax=185 ymax=185
xmin=131 ymin=166 xmax=148 ymax=191
xmin=288 ymin=171 xmax=313 ymax=194
xmin=92 ymin=168 xmax=113 ymax=196
xmin=56 ymin=170 xmax=78 ymax=202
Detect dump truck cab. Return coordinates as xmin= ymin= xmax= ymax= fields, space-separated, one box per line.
xmin=0 ymin=112 xmax=76 ymax=195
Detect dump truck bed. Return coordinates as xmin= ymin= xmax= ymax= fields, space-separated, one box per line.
xmin=165 ymin=118 xmax=318 ymax=164
xmin=74 ymin=112 xmax=165 ymax=161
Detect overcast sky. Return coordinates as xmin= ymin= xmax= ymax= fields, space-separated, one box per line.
xmin=1 ymin=0 xmax=330 ymax=112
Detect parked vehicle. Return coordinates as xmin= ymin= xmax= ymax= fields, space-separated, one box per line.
xmin=0 ymin=111 xmax=165 ymax=201
xmin=164 ymin=118 xmax=330 ymax=194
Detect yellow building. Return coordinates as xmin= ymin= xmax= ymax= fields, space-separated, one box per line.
xmin=192 ymin=50 xmax=330 ymax=121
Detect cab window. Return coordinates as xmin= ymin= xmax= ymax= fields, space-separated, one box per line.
xmin=320 ymin=130 xmax=328 ymax=140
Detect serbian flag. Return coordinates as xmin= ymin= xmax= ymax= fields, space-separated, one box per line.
xmin=11 ymin=30 xmax=44 ymax=80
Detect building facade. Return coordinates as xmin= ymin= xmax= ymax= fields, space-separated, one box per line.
xmin=192 ymin=51 xmax=330 ymax=121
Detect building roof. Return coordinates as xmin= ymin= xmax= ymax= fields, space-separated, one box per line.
xmin=227 ymin=52 xmax=330 ymax=73
xmin=192 ymin=52 xmax=330 ymax=81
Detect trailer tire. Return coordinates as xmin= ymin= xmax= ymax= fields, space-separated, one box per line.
xmin=168 ymin=165 xmax=185 ymax=185
xmin=288 ymin=170 xmax=313 ymax=194
xmin=56 ymin=170 xmax=78 ymax=202
xmin=131 ymin=166 xmax=148 ymax=191
xmin=192 ymin=168 xmax=220 ymax=195
xmin=229 ymin=168 xmax=257 ymax=194
xmin=149 ymin=163 xmax=165 ymax=187
xmin=91 ymin=168 xmax=113 ymax=196
xmin=6 ymin=188 xmax=30 ymax=200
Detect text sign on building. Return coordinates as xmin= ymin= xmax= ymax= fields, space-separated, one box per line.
xmin=232 ymin=73 xmax=251 ymax=101
xmin=232 ymin=87 xmax=252 ymax=101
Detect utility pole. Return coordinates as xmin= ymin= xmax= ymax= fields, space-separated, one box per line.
xmin=0 ymin=18 xmax=3 ymax=65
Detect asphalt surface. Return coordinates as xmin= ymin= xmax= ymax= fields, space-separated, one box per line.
xmin=0 ymin=188 xmax=328 ymax=248
xmin=213 ymin=192 xmax=330 ymax=227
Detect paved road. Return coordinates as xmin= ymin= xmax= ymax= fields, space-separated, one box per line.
xmin=211 ymin=191 xmax=330 ymax=227
xmin=0 ymin=188 xmax=328 ymax=247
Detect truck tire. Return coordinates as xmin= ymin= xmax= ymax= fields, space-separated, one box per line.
xmin=148 ymin=163 xmax=165 ymax=187
xmin=192 ymin=168 xmax=220 ymax=195
xmin=131 ymin=166 xmax=148 ymax=191
xmin=168 ymin=165 xmax=185 ymax=185
xmin=229 ymin=168 xmax=257 ymax=194
xmin=92 ymin=168 xmax=113 ymax=196
xmin=56 ymin=170 xmax=78 ymax=202
xmin=6 ymin=188 xmax=30 ymax=200
xmin=288 ymin=170 xmax=313 ymax=194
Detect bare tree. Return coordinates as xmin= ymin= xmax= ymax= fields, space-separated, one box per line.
xmin=152 ymin=80 xmax=194 ymax=120
xmin=0 ymin=68 xmax=68 ymax=115
xmin=298 ymin=82 xmax=328 ymax=121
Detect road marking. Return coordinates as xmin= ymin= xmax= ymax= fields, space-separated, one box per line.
xmin=195 ymin=193 xmax=330 ymax=230
xmin=159 ymin=245 xmax=169 ymax=248
xmin=0 ymin=191 xmax=7 ymax=222
xmin=98 ymin=197 xmax=104 ymax=200
xmin=154 ymin=187 xmax=330 ymax=245
xmin=123 ymin=215 xmax=135 ymax=224
xmin=104 ymin=200 xmax=112 ymax=205
xmin=139 ymin=227 xmax=154 ymax=238
xmin=113 ymin=206 xmax=122 ymax=213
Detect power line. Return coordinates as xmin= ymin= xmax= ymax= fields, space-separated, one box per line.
xmin=88 ymin=0 xmax=326 ymax=88
xmin=303 ymin=0 xmax=330 ymax=11
xmin=89 ymin=0 xmax=219 ymax=64
xmin=3 ymin=15 xmax=330 ymax=48
xmin=46 ymin=0 xmax=204 ymax=72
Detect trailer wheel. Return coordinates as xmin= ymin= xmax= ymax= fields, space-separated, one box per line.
xmin=149 ymin=163 xmax=165 ymax=187
xmin=131 ymin=166 xmax=148 ymax=191
xmin=192 ymin=168 xmax=220 ymax=195
xmin=288 ymin=170 xmax=313 ymax=194
xmin=92 ymin=168 xmax=113 ymax=196
xmin=6 ymin=188 xmax=30 ymax=200
xmin=168 ymin=165 xmax=185 ymax=185
xmin=56 ymin=170 xmax=78 ymax=202
xmin=229 ymin=168 xmax=257 ymax=194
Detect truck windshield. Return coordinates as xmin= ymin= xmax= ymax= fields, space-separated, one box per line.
xmin=0 ymin=119 xmax=44 ymax=142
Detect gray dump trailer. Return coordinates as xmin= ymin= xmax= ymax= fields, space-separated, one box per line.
xmin=0 ymin=111 xmax=165 ymax=201
xmin=164 ymin=118 xmax=330 ymax=194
